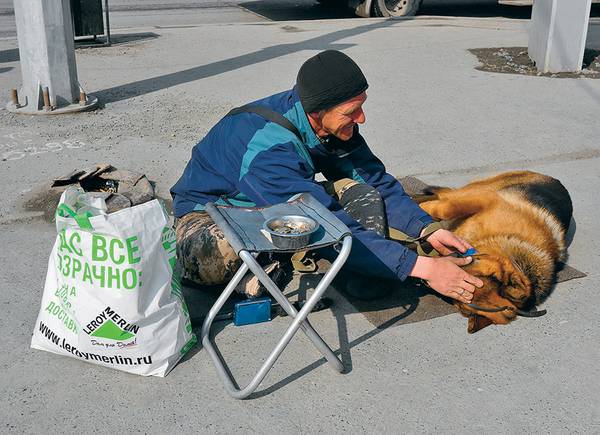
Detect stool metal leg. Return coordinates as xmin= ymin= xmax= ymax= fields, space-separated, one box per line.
xmin=239 ymin=250 xmax=345 ymax=372
xmin=200 ymin=262 xmax=250 ymax=391
xmin=201 ymin=236 xmax=352 ymax=399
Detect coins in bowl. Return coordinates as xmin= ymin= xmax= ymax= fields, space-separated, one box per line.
xmin=263 ymin=215 xmax=319 ymax=249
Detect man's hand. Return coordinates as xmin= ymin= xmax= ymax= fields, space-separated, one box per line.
xmin=423 ymin=228 xmax=472 ymax=256
xmin=409 ymin=256 xmax=483 ymax=303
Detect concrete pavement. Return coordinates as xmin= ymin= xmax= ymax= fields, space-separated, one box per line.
xmin=1 ymin=14 xmax=599 ymax=434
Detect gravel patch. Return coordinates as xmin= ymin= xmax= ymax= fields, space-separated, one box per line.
xmin=469 ymin=46 xmax=600 ymax=78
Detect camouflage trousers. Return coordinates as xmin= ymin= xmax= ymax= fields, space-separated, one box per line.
xmin=175 ymin=178 xmax=439 ymax=287
xmin=176 ymin=211 xmax=242 ymax=286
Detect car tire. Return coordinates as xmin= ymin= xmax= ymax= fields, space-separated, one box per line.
xmin=372 ymin=0 xmax=422 ymax=17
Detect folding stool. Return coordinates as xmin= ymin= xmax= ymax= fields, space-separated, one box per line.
xmin=201 ymin=193 xmax=352 ymax=399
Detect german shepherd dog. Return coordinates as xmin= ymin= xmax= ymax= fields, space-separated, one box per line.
xmin=416 ymin=171 xmax=573 ymax=333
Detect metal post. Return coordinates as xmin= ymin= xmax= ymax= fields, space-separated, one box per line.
xmin=104 ymin=0 xmax=111 ymax=46
xmin=7 ymin=0 xmax=98 ymax=114
xmin=528 ymin=0 xmax=593 ymax=73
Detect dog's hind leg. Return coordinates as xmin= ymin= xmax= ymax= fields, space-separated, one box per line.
xmin=412 ymin=193 xmax=440 ymax=204
xmin=411 ymin=186 xmax=454 ymax=204
xmin=419 ymin=192 xmax=499 ymax=221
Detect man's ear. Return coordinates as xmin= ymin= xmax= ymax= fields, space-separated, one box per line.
xmin=306 ymin=111 xmax=325 ymax=134
xmin=307 ymin=111 xmax=322 ymax=123
xmin=467 ymin=314 xmax=493 ymax=333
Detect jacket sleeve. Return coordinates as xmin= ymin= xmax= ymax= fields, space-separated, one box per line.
xmin=238 ymin=142 xmax=419 ymax=280
xmin=319 ymin=132 xmax=434 ymax=238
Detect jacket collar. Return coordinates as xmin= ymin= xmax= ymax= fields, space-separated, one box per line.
xmin=284 ymin=86 xmax=322 ymax=149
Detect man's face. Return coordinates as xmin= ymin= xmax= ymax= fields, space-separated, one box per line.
xmin=319 ymin=92 xmax=367 ymax=141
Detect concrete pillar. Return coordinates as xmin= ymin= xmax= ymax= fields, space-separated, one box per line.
xmin=528 ymin=0 xmax=593 ymax=73
xmin=7 ymin=0 xmax=97 ymax=114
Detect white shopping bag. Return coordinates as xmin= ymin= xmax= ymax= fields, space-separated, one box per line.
xmin=31 ymin=187 xmax=197 ymax=377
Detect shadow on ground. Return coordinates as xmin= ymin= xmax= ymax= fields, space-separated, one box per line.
xmin=419 ymin=1 xmax=600 ymax=19
xmin=240 ymin=0 xmax=357 ymax=21
xmin=0 ymin=48 xmax=18 ymax=63
xmin=0 ymin=33 xmax=161 ymax=64
xmin=181 ymin=268 xmax=455 ymax=397
xmin=420 ymin=0 xmax=532 ymax=19
xmin=94 ymin=19 xmax=398 ymax=104
xmin=75 ymin=32 xmax=160 ymax=48
xmin=102 ymin=32 xmax=160 ymax=46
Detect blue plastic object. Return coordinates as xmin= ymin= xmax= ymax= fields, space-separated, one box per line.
xmin=233 ymin=297 xmax=272 ymax=326
xmin=461 ymin=248 xmax=478 ymax=257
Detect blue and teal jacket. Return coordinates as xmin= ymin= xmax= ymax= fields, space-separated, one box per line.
xmin=171 ymin=87 xmax=434 ymax=280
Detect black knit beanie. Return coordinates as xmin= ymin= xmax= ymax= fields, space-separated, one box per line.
xmin=296 ymin=50 xmax=369 ymax=113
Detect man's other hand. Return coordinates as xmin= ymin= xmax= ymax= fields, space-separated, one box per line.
xmin=425 ymin=228 xmax=472 ymax=256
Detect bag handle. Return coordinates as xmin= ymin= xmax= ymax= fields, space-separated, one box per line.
xmin=227 ymin=105 xmax=303 ymax=142
xmin=56 ymin=203 xmax=94 ymax=231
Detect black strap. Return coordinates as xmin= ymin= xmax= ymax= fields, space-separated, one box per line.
xmin=227 ymin=105 xmax=303 ymax=142
xmin=466 ymin=303 xmax=547 ymax=317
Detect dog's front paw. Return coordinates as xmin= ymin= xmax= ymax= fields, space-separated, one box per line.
xmin=490 ymin=308 xmax=518 ymax=324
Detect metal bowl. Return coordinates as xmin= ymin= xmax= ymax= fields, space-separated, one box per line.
xmin=263 ymin=215 xmax=319 ymax=249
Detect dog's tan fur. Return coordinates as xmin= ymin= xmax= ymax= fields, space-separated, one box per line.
xmin=417 ymin=171 xmax=572 ymax=332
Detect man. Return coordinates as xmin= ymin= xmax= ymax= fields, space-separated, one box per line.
xmin=171 ymin=50 xmax=483 ymax=302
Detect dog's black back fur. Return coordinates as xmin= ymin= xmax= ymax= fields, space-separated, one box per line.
xmin=507 ymin=178 xmax=573 ymax=231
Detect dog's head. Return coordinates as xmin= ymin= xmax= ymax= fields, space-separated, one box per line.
xmin=460 ymin=254 xmax=534 ymax=333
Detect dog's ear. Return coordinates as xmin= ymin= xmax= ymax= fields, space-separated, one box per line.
xmin=494 ymin=258 xmax=532 ymax=304
xmin=467 ymin=314 xmax=493 ymax=333
xmin=470 ymin=256 xmax=531 ymax=304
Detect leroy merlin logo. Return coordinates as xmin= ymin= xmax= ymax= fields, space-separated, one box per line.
xmin=82 ymin=306 xmax=140 ymax=341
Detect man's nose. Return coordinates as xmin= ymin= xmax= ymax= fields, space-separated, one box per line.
xmin=354 ymin=109 xmax=366 ymax=124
